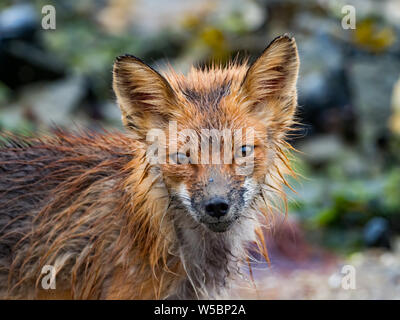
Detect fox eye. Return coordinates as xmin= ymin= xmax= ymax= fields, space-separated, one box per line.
xmin=237 ymin=145 xmax=254 ymax=158
xmin=169 ymin=152 xmax=190 ymax=165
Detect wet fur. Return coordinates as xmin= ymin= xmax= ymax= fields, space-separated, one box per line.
xmin=0 ymin=35 xmax=299 ymax=299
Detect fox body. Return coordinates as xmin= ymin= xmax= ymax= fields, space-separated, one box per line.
xmin=0 ymin=35 xmax=299 ymax=299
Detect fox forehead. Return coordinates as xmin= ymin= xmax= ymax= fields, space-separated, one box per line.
xmin=161 ymin=64 xmax=251 ymax=128
xmin=163 ymin=63 xmax=248 ymax=99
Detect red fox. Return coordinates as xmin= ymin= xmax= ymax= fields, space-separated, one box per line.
xmin=0 ymin=35 xmax=299 ymax=299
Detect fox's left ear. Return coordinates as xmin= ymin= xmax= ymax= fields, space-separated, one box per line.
xmin=241 ymin=35 xmax=299 ymax=127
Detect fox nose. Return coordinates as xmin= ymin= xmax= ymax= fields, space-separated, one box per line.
xmin=205 ymin=198 xmax=230 ymax=218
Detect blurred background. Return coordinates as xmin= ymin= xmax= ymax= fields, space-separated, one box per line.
xmin=1 ymin=0 xmax=400 ymax=299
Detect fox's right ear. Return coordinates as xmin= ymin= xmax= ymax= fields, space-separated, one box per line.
xmin=240 ymin=35 xmax=299 ymax=133
xmin=113 ymin=55 xmax=176 ymax=137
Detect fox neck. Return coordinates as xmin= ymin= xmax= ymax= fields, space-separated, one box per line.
xmin=169 ymin=205 xmax=256 ymax=299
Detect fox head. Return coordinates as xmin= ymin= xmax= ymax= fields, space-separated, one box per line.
xmin=113 ymin=35 xmax=299 ymax=234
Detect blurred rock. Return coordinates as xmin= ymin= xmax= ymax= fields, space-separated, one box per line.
xmin=364 ymin=217 xmax=391 ymax=249
xmin=349 ymin=54 xmax=400 ymax=154
xmin=297 ymin=133 xmax=371 ymax=177
xmin=0 ymin=42 xmax=65 ymax=91
xmin=101 ymin=101 xmax=124 ymax=127
xmin=297 ymin=33 xmax=354 ymax=140
xmin=299 ymin=134 xmax=344 ymax=164
xmin=0 ymin=4 xmax=65 ymax=90
xmin=0 ymin=106 xmax=26 ymax=131
xmin=0 ymin=4 xmax=37 ymax=41
xmin=2 ymin=76 xmax=86 ymax=129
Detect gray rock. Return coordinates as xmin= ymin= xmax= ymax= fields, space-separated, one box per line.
xmin=348 ymin=55 xmax=400 ymax=153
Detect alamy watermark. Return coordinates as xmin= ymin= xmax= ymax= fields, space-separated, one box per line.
xmin=341 ymin=264 xmax=356 ymax=290
xmin=341 ymin=5 xmax=356 ymax=30
xmin=41 ymin=5 xmax=56 ymax=30
xmin=41 ymin=4 xmax=356 ymax=31
xmin=41 ymin=265 xmax=56 ymax=290
xmin=329 ymin=264 xmax=357 ymax=290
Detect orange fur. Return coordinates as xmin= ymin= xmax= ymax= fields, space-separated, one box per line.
xmin=0 ymin=35 xmax=299 ymax=299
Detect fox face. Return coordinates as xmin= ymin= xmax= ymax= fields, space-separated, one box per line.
xmin=113 ymin=35 xmax=299 ymax=234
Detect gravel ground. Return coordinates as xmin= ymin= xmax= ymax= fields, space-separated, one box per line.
xmin=233 ymin=238 xmax=400 ymax=299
